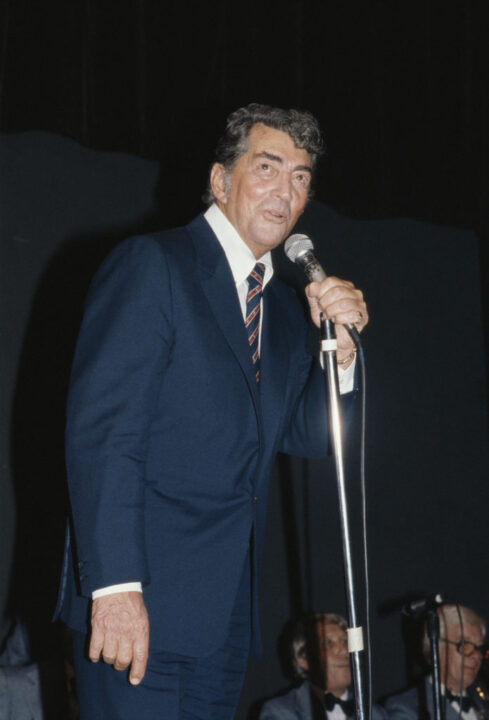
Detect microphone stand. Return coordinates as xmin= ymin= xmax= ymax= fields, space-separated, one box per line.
xmin=320 ymin=313 xmax=367 ymax=720
xmin=427 ymin=607 xmax=443 ymax=720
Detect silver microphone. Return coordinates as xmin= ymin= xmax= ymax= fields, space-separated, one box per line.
xmin=284 ymin=232 xmax=361 ymax=345
xmin=284 ymin=233 xmax=327 ymax=282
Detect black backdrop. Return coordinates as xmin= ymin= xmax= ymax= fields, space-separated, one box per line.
xmin=1 ymin=1 xmax=488 ymax=232
xmin=2 ymin=1 xmax=489 ymax=717
xmin=3 ymin=1 xmax=488 ymax=352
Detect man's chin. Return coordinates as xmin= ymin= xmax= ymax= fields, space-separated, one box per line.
xmin=465 ymin=671 xmax=479 ymax=686
xmin=252 ymin=218 xmax=293 ymax=246
xmin=449 ymin=673 xmax=478 ymax=691
xmin=254 ymin=230 xmax=289 ymax=252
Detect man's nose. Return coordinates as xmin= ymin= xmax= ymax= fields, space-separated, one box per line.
xmin=335 ymin=642 xmax=348 ymax=656
xmin=273 ymin=172 xmax=292 ymax=199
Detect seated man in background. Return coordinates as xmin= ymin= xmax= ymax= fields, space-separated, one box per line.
xmin=259 ymin=612 xmax=387 ymax=720
xmin=385 ymin=603 xmax=487 ymax=720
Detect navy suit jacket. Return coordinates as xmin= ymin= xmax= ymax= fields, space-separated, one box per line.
xmin=55 ymin=213 xmax=347 ymax=657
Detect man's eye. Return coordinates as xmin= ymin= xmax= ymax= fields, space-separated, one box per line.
xmin=294 ymin=173 xmax=309 ymax=186
xmin=260 ymin=163 xmax=272 ymax=172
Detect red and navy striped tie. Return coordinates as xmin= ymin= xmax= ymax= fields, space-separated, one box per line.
xmin=245 ymin=262 xmax=265 ymax=383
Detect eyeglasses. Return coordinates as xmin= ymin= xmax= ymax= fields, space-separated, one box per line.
xmin=440 ymin=638 xmax=485 ymax=657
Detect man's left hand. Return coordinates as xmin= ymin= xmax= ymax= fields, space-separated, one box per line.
xmin=89 ymin=591 xmax=149 ymax=686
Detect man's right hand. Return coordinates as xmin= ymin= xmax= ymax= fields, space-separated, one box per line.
xmin=89 ymin=591 xmax=149 ymax=685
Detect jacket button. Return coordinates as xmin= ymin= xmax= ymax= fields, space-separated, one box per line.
xmin=79 ymin=574 xmax=87 ymax=581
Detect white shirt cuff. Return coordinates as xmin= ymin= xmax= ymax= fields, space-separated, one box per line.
xmin=338 ymin=357 xmax=356 ymax=394
xmin=92 ymin=582 xmax=143 ymax=599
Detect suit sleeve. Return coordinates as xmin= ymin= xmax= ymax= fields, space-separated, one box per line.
xmin=258 ymin=697 xmax=297 ymax=720
xmin=383 ymin=694 xmax=419 ymax=720
xmin=66 ymin=237 xmax=173 ymax=597
xmin=279 ymin=349 xmax=356 ymax=459
xmin=372 ymin=703 xmax=390 ymax=720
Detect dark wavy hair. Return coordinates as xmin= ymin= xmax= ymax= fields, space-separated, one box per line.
xmin=203 ymin=103 xmax=325 ymax=205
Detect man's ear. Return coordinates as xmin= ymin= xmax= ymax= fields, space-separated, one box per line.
xmin=297 ymin=656 xmax=309 ymax=673
xmin=210 ymin=163 xmax=229 ymax=205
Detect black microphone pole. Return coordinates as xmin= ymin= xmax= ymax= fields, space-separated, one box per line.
xmin=427 ymin=606 xmax=444 ymax=720
xmin=284 ymin=234 xmax=368 ymax=720
xmin=402 ymin=595 xmax=444 ymax=720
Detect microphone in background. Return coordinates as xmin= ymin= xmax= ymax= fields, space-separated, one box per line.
xmin=402 ymin=593 xmax=444 ymax=616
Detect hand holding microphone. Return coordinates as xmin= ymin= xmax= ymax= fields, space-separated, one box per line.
xmin=284 ymin=234 xmax=368 ymax=362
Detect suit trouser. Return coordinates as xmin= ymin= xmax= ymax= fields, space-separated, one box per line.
xmin=72 ymin=558 xmax=251 ymax=720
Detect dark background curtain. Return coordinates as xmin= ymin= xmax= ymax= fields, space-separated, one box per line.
xmin=1 ymin=1 xmax=489 ymax=717
xmin=1 ymin=1 xmax=488 ymax=233
xmin=3 ymin=0 xmax=488 ymax=343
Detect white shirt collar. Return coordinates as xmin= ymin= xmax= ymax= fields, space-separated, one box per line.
xmin=204 ymin=203 xmax=273 ymax=288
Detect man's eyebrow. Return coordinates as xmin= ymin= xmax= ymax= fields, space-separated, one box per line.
xmin=255 ymin=151 xmax=312 ymax=173
xmin=255 ymin=151 xmax=283 ymax=164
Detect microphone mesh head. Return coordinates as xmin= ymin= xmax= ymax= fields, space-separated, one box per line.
xmin=284 ymin=234 xmax=314 ymax=263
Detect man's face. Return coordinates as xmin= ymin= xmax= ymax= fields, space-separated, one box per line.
xmin=439 ymin=622 xmax=484 ymax=692
xmin=210 ymin=123 xmax=312 ymax=258
xmin=300 ymin=621 xmax=351 ymax=697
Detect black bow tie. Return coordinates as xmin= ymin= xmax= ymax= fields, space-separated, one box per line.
xmin=445 ymin=689 xmax=473 ymax=713
xmin=324 ymin=692 xmax=355 ymax=716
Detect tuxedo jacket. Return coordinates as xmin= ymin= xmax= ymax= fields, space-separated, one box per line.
xmin=384 ymin=678 xmax=486 ymax=720
xmin=259 ymin=682 xmax=388 ymax=720
xmin=55 ymin=214 xmax=348 ymax=657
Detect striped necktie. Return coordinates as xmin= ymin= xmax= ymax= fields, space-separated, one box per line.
xmin=245 ymin=262 xmax=265 ymax=383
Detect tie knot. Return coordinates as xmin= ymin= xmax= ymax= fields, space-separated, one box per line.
xmin=445 ymin=689 xmax=473 ymax=712
xmin=248 ymin=262 xmax=265 ymax=290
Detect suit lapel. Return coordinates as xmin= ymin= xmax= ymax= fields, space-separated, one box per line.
xmin=187 ymin=214 xmax=261 ymax=414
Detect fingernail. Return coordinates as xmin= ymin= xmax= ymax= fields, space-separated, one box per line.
xmin=130 ymin=677 xmax=140 ymax=685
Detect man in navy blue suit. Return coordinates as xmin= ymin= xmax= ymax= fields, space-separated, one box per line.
xmin=56 ymin=103 xmax=368 ymax=719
